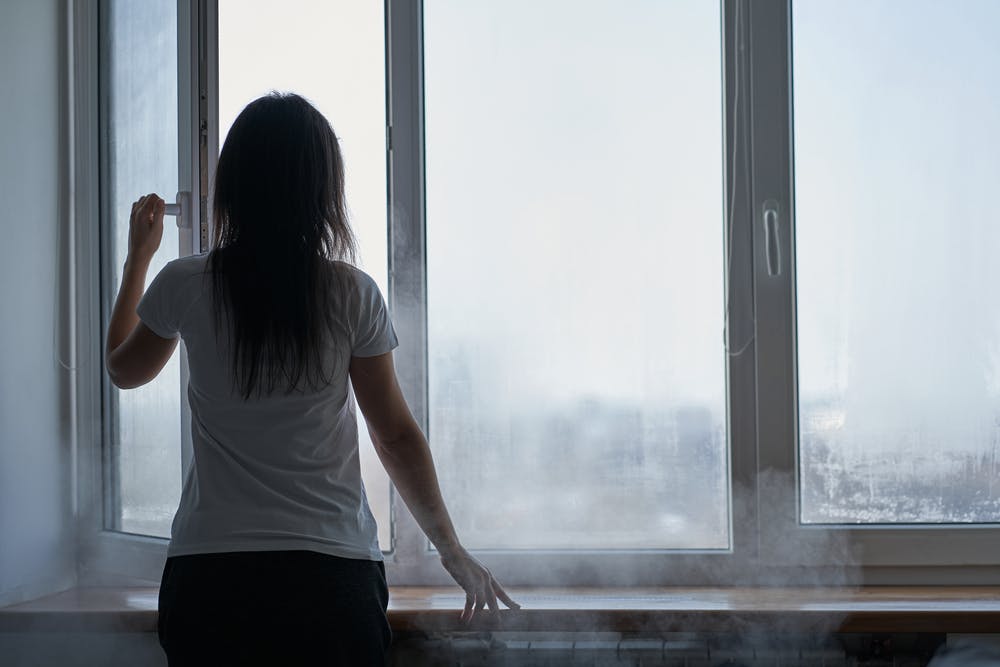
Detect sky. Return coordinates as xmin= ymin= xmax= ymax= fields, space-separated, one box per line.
xmin=793 ymin=0 xmax=1000 ymax=455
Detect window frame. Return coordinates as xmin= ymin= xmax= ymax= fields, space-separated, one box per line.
xmin=74 ymin=0 xmax=1000 ymax=588
xmin=382 ymin=0 xmax=758 ymax=587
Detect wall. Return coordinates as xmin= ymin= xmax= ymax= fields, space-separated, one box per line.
xmin=0 ymin=0 xmax=76 ymax=606
xmin=0 ymin=633 xmax=165 ymax=667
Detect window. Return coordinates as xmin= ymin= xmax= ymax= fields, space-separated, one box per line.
xmin=78 ymin=0 xmax=1000 ymax=586
xmin=793 ymin=0 xmax=1000 ymax=526
xmin=80 ymin=0 xmax=206 ymax=576
xmin=422 ymin=0 xmax=729 ymax=551
xmin=753 ymin=0 xmax=1000 ymax=571
xmin=100 ymin=0 xmax=183 ymax=539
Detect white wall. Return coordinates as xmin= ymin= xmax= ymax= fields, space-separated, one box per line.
xmin=0 ymin=633 xmax=165 ymax=667
xmin=0 ymin=0 xmax=77 ymax=606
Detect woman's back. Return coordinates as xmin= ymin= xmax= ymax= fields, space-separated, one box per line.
xmin=138 ymin=252 xmax=397 ymax=560
xmin=106 ymin=93 xmax=515 ymax=665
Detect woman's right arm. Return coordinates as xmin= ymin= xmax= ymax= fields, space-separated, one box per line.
xmin=349 ymin=351 xmax=519 ymax=622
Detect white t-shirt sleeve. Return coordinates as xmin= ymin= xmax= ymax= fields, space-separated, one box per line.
xmin=352 ymin=271 xmax=399 ymax=357
xmin=136 ymin=261 xmax=184 ymax=339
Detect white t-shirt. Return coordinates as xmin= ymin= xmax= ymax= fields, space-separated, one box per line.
xmin=136 ymin=253 xmax=397 ymax=561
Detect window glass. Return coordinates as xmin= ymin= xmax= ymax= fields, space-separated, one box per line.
xmin=218 ymin=0 xmax=391 ymax=548
xmin=794 ymin=0 xmax=1000 ymax=524
xmin=424 ymin=0 xmax=729 ymax=549
xmin=106 ymin=0 xmax=182 ymax=537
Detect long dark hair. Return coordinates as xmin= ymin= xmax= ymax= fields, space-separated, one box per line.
xmin=210 ymin=92 xmax=358 ymax=399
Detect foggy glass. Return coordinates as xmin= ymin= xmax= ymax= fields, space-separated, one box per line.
xmin=794 ymin=1 xmax=1000 ymax=524
xmin=218 ymin=0 xmax=392 ymax=548
xmin=108 ymin=0 xmax=182 ymax=537
xmin=424 ymin=1 xmax=729 ymax=549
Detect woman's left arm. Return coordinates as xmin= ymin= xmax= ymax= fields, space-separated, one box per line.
xmin=106 ymin=193 xmax=178 ymax=389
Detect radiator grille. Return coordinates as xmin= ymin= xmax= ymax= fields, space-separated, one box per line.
xmin=389 ymin=632 xmax=944 ymax=666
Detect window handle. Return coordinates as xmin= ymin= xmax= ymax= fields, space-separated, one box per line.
xmin=163 ymin=191 xmax=192 ymax=229
xmin=762 ymin=199 xmax=781 ymax=277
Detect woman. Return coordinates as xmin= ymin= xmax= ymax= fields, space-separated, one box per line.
xmin=105 ymin=92 xmax=517 ymax=665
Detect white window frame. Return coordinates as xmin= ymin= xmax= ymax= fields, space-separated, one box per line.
xmin=381 ymin=0 xmax=759 ymax=587
xmin=73 ymin=0 xmax=1000 ymax=588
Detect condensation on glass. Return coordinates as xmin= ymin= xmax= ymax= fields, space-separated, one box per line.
xmin=218 ymin=0 xmax=392 ymax=549
xmin=107 ymin=0 xmax=182 ymax=537
xmin=794 ymin=0 xmax=1000 ymax=524
xmin=424 ymin=0 xmax=729 ymax=549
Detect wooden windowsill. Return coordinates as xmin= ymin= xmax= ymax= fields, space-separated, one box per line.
xmin=1 ymin=587 xmax=999 ymax=634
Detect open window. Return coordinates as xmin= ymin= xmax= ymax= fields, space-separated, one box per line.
xmin=78 ymin=0 xmax=208 ymax=582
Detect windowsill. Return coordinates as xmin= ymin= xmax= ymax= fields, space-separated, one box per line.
xmin=1 ymin=586 xmax=999 ymax=634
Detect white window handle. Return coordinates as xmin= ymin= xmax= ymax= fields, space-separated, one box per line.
xmin=762 ymin=199 xmax=781 ymax=277
xmin=163 ymin=191 xmax=192 ymax=229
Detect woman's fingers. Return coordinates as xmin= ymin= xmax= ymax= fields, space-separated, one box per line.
xmin=464 ymin=581 xmax=504 ymax=622
xmin=127 ymin=193 xmax=166 ymax=262
xmin=481 ymin=572 xmax=499 ymax=613
xmin=495 ymin=582 xmax=520 ymax=610
xmin=442 ymin=550 xmax=520 ymax=621
xmin=131 ymin=195 xmax=150 ymax=224
xmin=462 ymin=594 xmax=474 ymax=624
xmin=132 ymin=194 xmax=162 ymax=219
xmin=141 ymin=194 xmax=159 ymax=221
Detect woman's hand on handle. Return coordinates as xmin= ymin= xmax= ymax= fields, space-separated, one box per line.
xmin=128 ymin=193 xmax=165 ymax=268
xmin=105 ymin=193 xmax=177 ymax=389
xmin=439 ymin=545 xmax=520 ymax=624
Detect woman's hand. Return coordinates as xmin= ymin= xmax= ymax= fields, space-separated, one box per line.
xmin=439 ymin=545 xmax=520 ymax=624
xmin=128 ymin=193 xmax=165 ymax=267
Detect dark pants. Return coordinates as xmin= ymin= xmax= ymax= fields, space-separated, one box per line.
xmin=158 ymin=550 xmax=391 ymax=666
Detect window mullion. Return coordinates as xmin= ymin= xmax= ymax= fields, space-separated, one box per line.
xmin=723 ymin=0 xmax=761 ymax=562
xmin=745 ymin=0 xmax=799 ymax=564
xmin=175 ymin=0 xmax=213 ymax=493
xmin=176 ymin=0 xmax=195 ymax=484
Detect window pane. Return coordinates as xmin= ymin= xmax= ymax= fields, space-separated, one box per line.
xmin=218 ymin=0 xmax=391 ymax=549
xmin=425 ymin=0 xmax=728 ymax=549
xmin=794 ymin=0 xmax=1000 ymax=524
xmin=106 ymin=0 xmax=182 ymax=537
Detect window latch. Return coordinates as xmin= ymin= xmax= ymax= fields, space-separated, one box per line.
xmin=762 ymin=199 xmax=781 ymax=277
xmin=163 ymin=191 xmax=192 ymax=229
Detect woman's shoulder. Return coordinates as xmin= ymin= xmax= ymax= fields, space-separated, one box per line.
xmin=162 ymin=252 xmax=211 ymax=279
xmin=329 ymin=260 xmax=380 ymax=295
xmin=148 ymin=253 xmax=211 ymax=293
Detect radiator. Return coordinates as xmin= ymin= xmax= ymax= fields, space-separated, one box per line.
xmin=389 ymin=632 xmax=946 ymax=666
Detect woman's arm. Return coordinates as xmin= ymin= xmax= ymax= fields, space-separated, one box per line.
xmin=350 ymin=352 xmax=519 ymax=622
xmin=106 ymin=194 xmax=178 ymax=388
